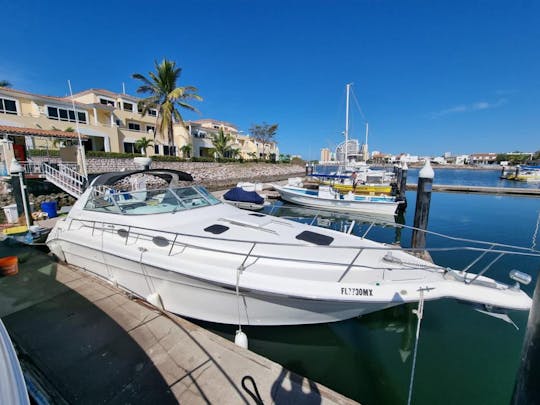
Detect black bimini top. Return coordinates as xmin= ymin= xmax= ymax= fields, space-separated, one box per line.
xmin=90 ymin=169 xmax=193 ymax=187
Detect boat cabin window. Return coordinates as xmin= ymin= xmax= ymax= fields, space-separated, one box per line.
xmin=84 ymin=185 xmax=221 ymax=215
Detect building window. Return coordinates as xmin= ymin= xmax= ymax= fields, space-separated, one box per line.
xmin=47 ymin=106 xmax=87 ymax=124
xmin=146 ymin=125 xmax=155 ymax=133
xmin=127 ymin=122 xmax=141 ymax=131
xmin=123 ymin=142 xmax=141 ymax=154
xmin=137 ymin=106 xmax=157 ymax=117
xmin=123 ymin=102 xmax=133 ymax=112
xmin=99 ymin=98 xmax=115 ymax=107
xmin=163 ymin=145 xmax=176 ymax=156
xmin=154 ymin=145 xmax=160 ymax=154
xmin=0 ymin=97 xmax=17 ymax=114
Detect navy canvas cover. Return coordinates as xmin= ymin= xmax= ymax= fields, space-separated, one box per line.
xmin=223 ymin=187 xmax=264 ymax=204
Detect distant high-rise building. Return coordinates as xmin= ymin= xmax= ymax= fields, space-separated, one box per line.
xmin=320 ymin=148 xmax=331 ymax=162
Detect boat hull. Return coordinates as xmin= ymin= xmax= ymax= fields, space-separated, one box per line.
xmin=275 ymin=186 xmax=399 ymax=216
xmin=48 ymin=238 xmax=396 ymax=325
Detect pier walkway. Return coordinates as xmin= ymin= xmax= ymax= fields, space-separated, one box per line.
xmin=0 ymin=243 xmax=356 ymax=404
xmin=406 ymin=183 xmax=540 ymax=196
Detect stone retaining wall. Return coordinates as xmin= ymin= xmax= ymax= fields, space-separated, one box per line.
xmin=1 ymin=159 xmax=305 ymax=221
xmin=29 ymin=157 xmax=305 ymax=190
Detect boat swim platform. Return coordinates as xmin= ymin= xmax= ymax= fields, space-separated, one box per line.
xmin=406 ymin=184 xmax=540 ymax=196
xmin=0 ymin=243 xmax=356 ymax=405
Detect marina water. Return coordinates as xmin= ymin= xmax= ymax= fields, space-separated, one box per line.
xmin=195 ymin=168 xmax=540 ymax=404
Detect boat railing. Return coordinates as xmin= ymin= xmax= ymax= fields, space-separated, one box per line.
xmin=65 ymin=216 xmax=540 ymax=285
xmin=268 ymin=202 xmax=540 ymax=283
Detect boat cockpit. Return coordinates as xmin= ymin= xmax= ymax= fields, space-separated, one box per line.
xmin=83 ymin=169 xmax=221 ymax=215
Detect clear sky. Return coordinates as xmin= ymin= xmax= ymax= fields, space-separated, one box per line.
xmin=1 ymin=0 xmax=538 ymax=160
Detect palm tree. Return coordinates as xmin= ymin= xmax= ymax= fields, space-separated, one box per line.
xmin=0 ymin=80 xmax=11 ymax=88
xmin=180 ymin=144 xmax=192 ymax=159
xmin=210 ymin=129 xmax=234 ymax=159
xmin=135 ymin=137 xmax=154 ymax=156
xmin=132 ymin=59 xmax=202 ymax=150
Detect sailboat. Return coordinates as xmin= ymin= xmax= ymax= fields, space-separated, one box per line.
xmin=312 ymin=84 xmax=396 ymax=195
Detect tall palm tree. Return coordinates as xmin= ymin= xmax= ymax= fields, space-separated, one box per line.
xmin=132 ymin=59 xmax=202 ymax=150
xmin=0 ymin=80 xmax=11 ymax=88
xmin=210 ymin=129 xmax=234 ymax=159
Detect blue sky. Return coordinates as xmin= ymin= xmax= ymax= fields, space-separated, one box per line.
xmin=1 ymin=0 xmax=538 ymax=160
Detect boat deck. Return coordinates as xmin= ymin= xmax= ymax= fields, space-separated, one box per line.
xmin=0 ymin=243 xmax=356 ymax=404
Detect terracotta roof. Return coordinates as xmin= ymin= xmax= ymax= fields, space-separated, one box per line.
xmin=0 ymin=125 xmax=88 ymax=139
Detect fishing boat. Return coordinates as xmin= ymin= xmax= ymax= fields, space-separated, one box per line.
xmin=501 ymin=165 xmax=540 ymax=182
xmin=311 ymin=173 xmax=394 ymax=195
xmin=45 ymin=169 xmax=533 ymax=326
xmin=272 ymin=184 xmax=403 ymax=216
xmin=514 ymin=166 xmax=540 ymax=182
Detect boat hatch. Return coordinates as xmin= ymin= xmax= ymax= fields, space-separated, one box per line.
xmin=204 ymin=224 xmax=229 ymax=234
xmin=295 ymin=231 xmax=334 ymax=246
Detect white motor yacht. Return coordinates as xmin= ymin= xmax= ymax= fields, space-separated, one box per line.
xmin=46 ymin=169 xmax=533 ymax=326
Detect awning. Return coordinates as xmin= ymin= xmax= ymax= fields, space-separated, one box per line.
xmin=0 ymin=125 xmax=88 ymax=139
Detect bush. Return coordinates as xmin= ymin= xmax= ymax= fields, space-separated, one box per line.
xmin=28 ymin=149 xmax=60 ymax=157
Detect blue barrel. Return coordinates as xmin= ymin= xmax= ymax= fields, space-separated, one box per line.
xmin=41 ymin=201 xmax=58 ymax=218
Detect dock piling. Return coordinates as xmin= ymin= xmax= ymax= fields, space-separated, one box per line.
xmin=411 ymin=160 xmax=434 ymax=249
xmin=9 ymin=159 xmax=32 ymax=227
xmin=399 ymin=162 xmax=408 ymax=199
xmin=511 ymin=274 xmax=540 ymax=405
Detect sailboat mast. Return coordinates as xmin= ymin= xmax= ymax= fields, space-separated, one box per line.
xmin=344 ymin=83 xmax=351 ymax=163
xmin=364 ymin=122 xmax=369 ymax=162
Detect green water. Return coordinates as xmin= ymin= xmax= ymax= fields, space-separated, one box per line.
xmin=195 ymin=191 xmax=540 ymax=404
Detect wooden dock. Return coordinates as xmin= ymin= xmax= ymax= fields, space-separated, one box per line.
xmin=406 ymin=184 xmax=540 ymax=196
xmin=0 ymin=243 xmax=356 ymax=404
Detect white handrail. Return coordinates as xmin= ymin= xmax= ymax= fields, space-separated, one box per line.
xmin=42 ymin=163 xmax=86 ymax=198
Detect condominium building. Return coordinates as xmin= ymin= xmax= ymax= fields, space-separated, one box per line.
xmin=0 ymin=87 xmax=278 ymax=160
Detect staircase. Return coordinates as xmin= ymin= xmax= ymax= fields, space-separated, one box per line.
xmin=42 ymin=163 xmax=87 ymax=198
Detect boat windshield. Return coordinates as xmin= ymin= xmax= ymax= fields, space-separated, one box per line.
xmin=84 ymin=185 xmax=221 ymax=215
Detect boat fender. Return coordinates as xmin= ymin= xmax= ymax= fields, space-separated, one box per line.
xmin=146 ymin=292 xmax=164 ymax=310
xmin=235 ymin=329 xmax=248 ymax=349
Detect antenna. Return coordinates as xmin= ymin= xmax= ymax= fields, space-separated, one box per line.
xmin=67 ymin=80 xmax=88 ymax=178
xmin=122 ymin=82 xmax=126 ymax=94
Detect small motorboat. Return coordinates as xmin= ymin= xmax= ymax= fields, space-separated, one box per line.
xmin=272 ymin=184 xmax=403 ymax=216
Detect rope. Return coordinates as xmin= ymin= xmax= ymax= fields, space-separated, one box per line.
xmin=241 ymin=376 xmax=264 ymax=405
xmin=407 ymin=290 xmax=425 ymax=405
xmin=236 ymin=265 xmax=243 ymax=332
xmin=532 ymin=210 xmax=540 ymax=251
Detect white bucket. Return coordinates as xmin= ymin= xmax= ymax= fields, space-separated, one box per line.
xmin=3 ymin=204 xmax=18 ymax=224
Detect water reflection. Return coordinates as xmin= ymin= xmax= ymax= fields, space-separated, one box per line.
xmin=211 ymin=192 xmax=539 ymax=404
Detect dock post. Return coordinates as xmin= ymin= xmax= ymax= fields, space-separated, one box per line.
xmin=511 ymin=274 xmax=540 ymax=405
xmin=9 ymin=159 xmax=32 ymax=227
xmin=396 ymin=163 xmax=403 ymax=190
xmin=411 ymin=160 xmax=434 ymax=249
xmin=400 ymin=162 xmax=408 ymax=199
